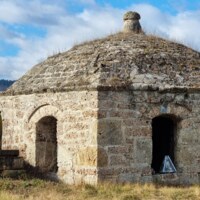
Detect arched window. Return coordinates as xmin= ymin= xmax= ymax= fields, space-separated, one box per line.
xmin=151 ymin=115 xmax=177 ymax=173
xmin=36 ymin=116 xmax=57 ymax=173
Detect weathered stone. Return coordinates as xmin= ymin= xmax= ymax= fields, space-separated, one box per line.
xmin=125 ymin=127 xmax=151 ymax=137
xmin=76 ymin=147 xmax=108 ymax=167
xmin=98 ymin=148 xmax=108 ymax=167
xmin=80 ymin=147 xmax=94 ymax=166
xmin=110 ymin=155 xmax=127 ymax=166
xmin=118 ymin=173 xmax=141 ymax=183
xmin=180 ymin=129 xmax=199 ymax=144
xmin=153 ymin=173 xmax=179 ymax=185
xmin=1 ymin=20 xmax=200 ymax=96
xmin=108 ymin=146 xmax=129 ymax=154
xmin=123 ymin=11 xmax=142 ymax=33
xmin=0 ymin=157 xmax=24 ymax=170
xmin=98 ymin=119 xmax=123 ymax=145
xmin=135 ymin=138 xmax=152 ymax=164
xmin=1 ymin=170 xmax=26 ymax=178
xmin=176 ymin=146 xmax=195 ymax=165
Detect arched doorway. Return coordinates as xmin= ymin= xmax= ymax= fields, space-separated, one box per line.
xmin=36 ymin=116 xmax=57 ymax=173
xmin=151 ymin=115 xmax=176 ymax=173
xmin=0 ymin=113 xmax=2 ymax=149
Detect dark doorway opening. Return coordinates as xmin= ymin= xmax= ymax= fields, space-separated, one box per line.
xmin=0 ymin=113 xmax=2 ymax=149
xmin=36 ymin=116 xmax=57 ymax=173
xmin=151 ymin=115 xmax=176 ymax=174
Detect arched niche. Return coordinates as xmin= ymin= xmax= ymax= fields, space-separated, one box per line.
xmin=36 ymin=116 xmax=57 ymax=173
xmin=27 ymin=104 xmax=62 ymax=168
xmin=151 ymin=114 xmax=178 ymax=173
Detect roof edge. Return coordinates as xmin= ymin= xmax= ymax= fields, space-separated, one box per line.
xmin=1 ymin=85 xmax=200 ymax=96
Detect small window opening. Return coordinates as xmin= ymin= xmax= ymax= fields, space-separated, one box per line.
xmin=151 ymin=115 xmax=176 ymax=174
xmin=36 ymin=116 xmax=57 ymax=173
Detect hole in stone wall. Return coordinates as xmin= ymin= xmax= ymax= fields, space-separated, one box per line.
xmin=36 ymin=116 xmax=57 ymax=173
xmin=0 ymin=113 xmax=2 ymax=149
xmin=151 ymin=115 xmax=176 ymax=174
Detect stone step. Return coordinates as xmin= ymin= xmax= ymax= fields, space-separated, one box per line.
xmin=1 ymin=169 xmax=26 ymax=178
xmin=0 ymin=149 xmax=26 ymax=178
xmin=0 ymin=157 xmax=24 ymax=170
xmin=0 ymin=150 xmax=19 ymax=157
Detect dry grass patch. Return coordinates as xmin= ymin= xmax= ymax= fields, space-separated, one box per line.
xmin=0 ymin=178 xmax=199 ymax=200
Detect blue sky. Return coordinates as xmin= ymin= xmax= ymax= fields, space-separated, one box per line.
xmin=0 ymin=0 xmax=200 ymax=80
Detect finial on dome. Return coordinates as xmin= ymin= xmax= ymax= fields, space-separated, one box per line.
xmin=123 ymin=11 xmax=142 ymax=33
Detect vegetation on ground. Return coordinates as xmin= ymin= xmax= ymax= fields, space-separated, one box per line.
xmin=0 ymin=178 xmax=199 ymax=200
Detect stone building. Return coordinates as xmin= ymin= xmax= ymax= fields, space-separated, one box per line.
xmin=0 ymin=11 xmax=200 ymax=185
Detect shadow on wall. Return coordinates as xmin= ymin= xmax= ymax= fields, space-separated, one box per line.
xmin=96 ymin=91 xmax=182 ymax=183
xmin=0 ymin=113 xmax=2 ymax=149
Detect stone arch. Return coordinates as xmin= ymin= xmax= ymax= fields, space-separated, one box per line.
xmin=151 ymin=114 xmax=178 ymax=173
xmin=146 ymin=101 xmax=191 ymax=121
xmin=36 ymin=116 xmax=57 ymax=173
xmin=27 ymin=105 xmax=63 ymax=167
xmin=27 ymin=104 xmax=49 ymax=122
xmin=28 ymin=104 xmax=62 ymax=126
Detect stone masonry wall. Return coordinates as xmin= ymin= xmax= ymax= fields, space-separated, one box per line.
xmin=0 ymin=91 xmax=98 ymax=185
xmin=0 ymin=90 xmax=200 ymax=185
xmin=97 ymin=90 xmax=200 ymax=184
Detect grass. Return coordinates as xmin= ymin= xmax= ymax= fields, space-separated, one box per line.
xmin=0 ymin=178 xmax=199 ymax=200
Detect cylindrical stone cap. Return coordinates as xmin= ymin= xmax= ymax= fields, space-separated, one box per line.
xmin=123 ymin=11 xmax=142 ymax=33
xmin=123 ymin=11 xmax=141 ymax=21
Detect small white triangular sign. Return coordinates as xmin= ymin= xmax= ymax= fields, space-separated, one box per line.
xmin=160 ymin=155 xmax=177 ymax=173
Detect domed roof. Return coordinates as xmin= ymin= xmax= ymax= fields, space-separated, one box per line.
xmin=5 ymin=30 xmax=200 ymax=95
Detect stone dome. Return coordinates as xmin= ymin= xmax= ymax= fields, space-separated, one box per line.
xmin=5 ymin=30 xmax=200 ymax=95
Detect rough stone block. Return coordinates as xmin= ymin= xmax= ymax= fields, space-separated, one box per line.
xmin=180 ymin=119 xmax=193 ymax=129
xmin=141 ymin=175 xmax=152 ymax=183
xmin=118 ymin=173 xmax=141 ymax=183
xmin=135 ymin=138 xmax=152 ymax=164
xmin=76 ymin=147 xmax=97 ymax=166
xmin=98 ymin=119 xmax=123 ymax=145
xmin=108 ymin=146 xmax=129 ymax=154
xmin=0 ymin=157 xmax=24 ymax=170
xmin=110 ymin=155 xmax=127 ymax=166
xmin=181 ymin=129 xmax=198 ymax=144
xmin=176 ymin=146 xmax=195 ymax=165
xmin=125 ymin=127 xmax=151 ymax=137
xmin=152 ymin=173 xmax=179 ymax=185
xmin=98 ymin=148 xmax=109 ymax=167
xmin=76 ymin=147 xmax=108 ymax=167
xmin=1 ymin=170 xmax=26 ymax=178
xmin=122 ymin=118 xmax=148 ymax=127
xmin=118 ymin=173 xmax=138 ymax=183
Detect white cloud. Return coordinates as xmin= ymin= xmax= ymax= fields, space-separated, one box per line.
xmin=131 ymin=4 xmax=200 ymax=50
xmin=0 ymin=0 xmax=65 ymax=25
xmin=131 ymin=4 xmax=172 ymax=36
xmin=168 ymin=11 xmax=200 ymax=48
xmin=0 ymin=1 xmax=200 ymax=80
xmin=0 ymin=1 xmax=24 ymax=23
